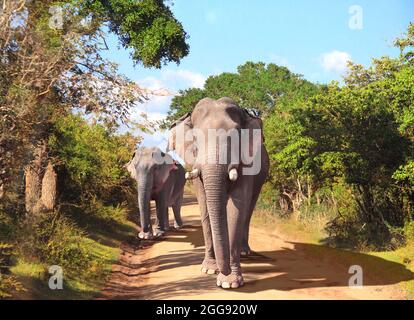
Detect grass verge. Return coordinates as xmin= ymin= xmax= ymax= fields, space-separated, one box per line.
xmin=9 ymin=215 xmax=136 ymax=300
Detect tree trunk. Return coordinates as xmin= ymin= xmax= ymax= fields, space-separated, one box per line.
xmin=24 ymin=146 xmax=44 ymax=214
xmin=25 ymin=144 xmax=57 ymax=214
xmin=40 ymin=162 xmax=57 ymax=211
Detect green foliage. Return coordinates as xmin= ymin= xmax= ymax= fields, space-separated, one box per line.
xmin=1 ymin=114 xmax=138 ymax=298
xmin=18 ymin=214 xmax=89 ymax=271
xmin=0 ymin=0 xmax=187 ymax=298
xmin=88 ymin=199 xmax=131 ymax=226
xmin=0 ymin=274 xmax=25 ymax=299
xmin=0 ymin=243 xmax=15 ymax=274
xmin=0 ymin=243 xmax=25 ymax=299
xmin=404 ymin=221 xmax=414 ymax=242
xmin=82 ymin=0 xmax=189 ymax=68
xmin=0 ymin=210 xmax=15 ymax=243
xmin=164 ymin=62 xmax=321 ymax=126
xmin=169 ymin=23 xmax=414 ymax=250
xmin=49 ymin=114 xmax=138 ymax=204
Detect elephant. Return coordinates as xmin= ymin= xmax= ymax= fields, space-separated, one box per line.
xmin=125 ymin=147 xmax=186 ymax=240
xmin=168 ymin=97 xmax=269 ymax=289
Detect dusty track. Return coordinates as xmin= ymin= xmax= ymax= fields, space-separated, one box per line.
xmin=99 ymin=196 xmax=409 ymax=300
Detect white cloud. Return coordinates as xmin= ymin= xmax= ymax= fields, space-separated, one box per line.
xmin=162 ymin=70 xmax=206 ymax=89
xmin=125 ymin=69 xmax=206 ymax=149
xmin=320 ymin=50 xmax=352 ymax=74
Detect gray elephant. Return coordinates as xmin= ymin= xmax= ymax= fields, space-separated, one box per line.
xmin=126 ymin=147 xmax=186 ymax=240
xmin=168 ymin=97 xmax=269 ymax=289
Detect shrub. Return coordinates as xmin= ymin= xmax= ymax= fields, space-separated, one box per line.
xmin=0 ymin=243 xmax=14 ymax=274
xmin=0 ymin=274 xmax=25 ymax=299
xmin=0 ymin=243 xmax=25 ymax=299
xmin=0 ymin=211 xmax=13 ymax=242
xmin=18 ymin=213 xmax=95 ymax=276
xmin=404 ymin=221 xmax=414 ymax=242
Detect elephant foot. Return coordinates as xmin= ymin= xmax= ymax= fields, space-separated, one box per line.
xmin=153 ymin=229 xmax=165 ymax=238
xmin=216 ymin=271 xmax=244 ymax=289
xmin=241 ymin=245 xmax=252 ymax=257
xmin=138 ymin=231 xmax=153 ymax=240
xmin=174 ymin=222 xmax=183 ymax=230
xmin=201 ymin=259 xmax=219 ymax=275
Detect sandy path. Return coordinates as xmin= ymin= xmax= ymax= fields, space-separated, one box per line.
xmin=99 ymin=196 xmax=408 ymax=300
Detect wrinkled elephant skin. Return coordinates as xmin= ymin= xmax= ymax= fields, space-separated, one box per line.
xmin=126 ymin=147 xmax=186 ymax=239
xmin=168 ymin=98 xmax=269 ymax=288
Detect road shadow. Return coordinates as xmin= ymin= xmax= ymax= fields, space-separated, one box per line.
xmin=101 ymin=195 xmax=414 ymax=299
xmin=238 ymin=242 xmax=414 ymax=293
xmin=164 ymin=225 xmax=206 ymax=248
xmin=103 ymin=273 xmax=215 ymax=300
xmin=149 ymin=220 xmax=414 ymax=296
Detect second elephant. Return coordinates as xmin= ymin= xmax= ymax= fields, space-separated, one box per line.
xmin=126 ymin=147 xmax=186 ymax=239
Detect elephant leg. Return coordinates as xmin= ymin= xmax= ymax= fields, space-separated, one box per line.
xmin=172 ymin=201 xmax=183 ymax=229
xmin=164 ymin=206 xmax=171 ymax=230
xmin=154 ymin=195 xmax=167 ymax=237
xmin=172 ymin=191 xmax=183 ymax=229
xmin=194 ymin=178 xmax=217 ymax=274
xmin=241 ymin=191 xmax=260 ymax=256
xmin=215 ymin=195 xmax=246 ymax=289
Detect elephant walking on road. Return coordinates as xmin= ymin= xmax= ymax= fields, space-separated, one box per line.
xmin=168 ymin=97 xmax=269 ymax=289
xmin=126 ymin=147 xmax=186 ymax=239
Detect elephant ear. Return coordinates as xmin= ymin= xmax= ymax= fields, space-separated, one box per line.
xmin=153 ymin=152 xmax=178 ymax=192
xmin=242 ymin=110 xmax=264 ymax=166
xmin=167 ymin=113 xmax=194 ymax=164
xmin=126 ymin=151 xmax=139 ymax=180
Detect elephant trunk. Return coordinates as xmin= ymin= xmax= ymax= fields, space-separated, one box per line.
xmin=137 ymin=175 xmax=153 ymax=233
xmin=202 ymin=164 xmax=231 ymax=276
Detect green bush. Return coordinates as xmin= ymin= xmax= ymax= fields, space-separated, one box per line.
xmin=0 ymin=211 xmax=13 ymax=242
xmin=0 ymin=243 xmax=14 ymax=274
xmin=0 ymin=274 xmax=25 ymax=299
xmin=404 ymin=221 xmax=414 ymax=242
xmin=44 ymin=217 xmax=93 ymax=273
xmin=88 ymin=198 xmax=130 ymax=225
xmin=0 ymin=243 xmax=25 ymax=299
xmin=18 ymin=213 xmax=95 ymax=276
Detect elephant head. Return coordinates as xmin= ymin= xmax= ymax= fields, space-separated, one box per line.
xmin=167 ymin=97 xmax=264 ymax=274
xmin=126 ymin=147 xmax=178 ymax=234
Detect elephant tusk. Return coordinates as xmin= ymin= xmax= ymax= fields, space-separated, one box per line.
xmin=185 ymin=168 xmax=200 ymax=180
xmin=229 ymin=168 xmax=238 ymax=181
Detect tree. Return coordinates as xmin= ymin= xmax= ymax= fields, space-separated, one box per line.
xmin=48 ymin=114 xmax=139 ymax=206
xmin=164 ymin=62 xmax=320 ymax=126
xmin=0 ymin=0 xmax=189 ymax=211
xmin=163 ymin=23 xmax=414 ymax=249
xmin=285 ymin=25 xmax=414 ymax=247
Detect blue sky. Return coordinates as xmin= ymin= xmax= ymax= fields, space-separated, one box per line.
xmin=103 ymin=0 xmax=414 ymax=148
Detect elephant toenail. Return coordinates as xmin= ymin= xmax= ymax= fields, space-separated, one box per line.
xmin=231 ymin=282 xmax=240 ymax=289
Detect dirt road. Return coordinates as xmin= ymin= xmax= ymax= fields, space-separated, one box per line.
xmin=100 ymin=196 xmax=410 ymax=300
